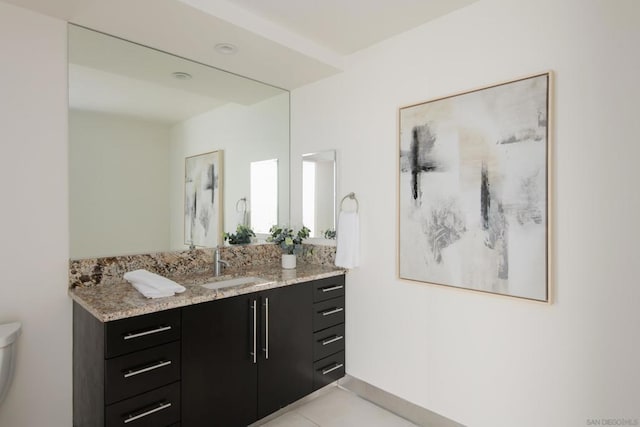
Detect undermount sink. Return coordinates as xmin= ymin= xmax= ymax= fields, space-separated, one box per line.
xmin=201 ymin=276 xmax=268 ymax=291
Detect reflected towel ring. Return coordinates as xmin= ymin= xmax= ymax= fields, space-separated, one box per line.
xmin=340 ymin=192 xmax=359 ymax=213
xmin=236 ymin=197 xmax=247 ymax=213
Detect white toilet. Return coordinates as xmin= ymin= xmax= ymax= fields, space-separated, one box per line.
xmin=0 ymin=322 xmax=21 ymax=406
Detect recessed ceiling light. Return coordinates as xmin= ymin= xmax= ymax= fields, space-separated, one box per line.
xmin=172 ymin=71 xmax=192 ymax=80
xmin=215 ymin=43 xmax=238 ymax=55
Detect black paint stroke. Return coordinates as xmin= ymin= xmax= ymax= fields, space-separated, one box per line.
xmin=409 ymin=123 xmax=440 ymax=201
xmin=480 ymin=162 xmax=490 ymax=230
xmin=206 ymin=164 xmax=215 ymax=204
xmin=188 ymin=191 xmax=198 ymax=242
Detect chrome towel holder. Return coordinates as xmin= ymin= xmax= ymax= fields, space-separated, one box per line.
xmin=339 ymin=192 xmax=359 ymax=213
xmin=235 ymin=197 xmax=247 ymax=214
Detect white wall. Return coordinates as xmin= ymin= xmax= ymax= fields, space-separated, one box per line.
xmin=169 ymin=93 xmax=289 ymax=248
xmin=0 ymin=3 xmax=71 ymax=426
xmin=69 ymin=110 xmax=171 ymax=258
xmin=291 ymin=0 xmax=640 ymax=426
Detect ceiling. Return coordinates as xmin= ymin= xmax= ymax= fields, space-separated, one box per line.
xmin=68 ymin=25 xmax=285 ymax=124
xmin=3 ymin=0 xmax=478 ymax=90
xmin=226 ymin=0 xmax=479 ymax=55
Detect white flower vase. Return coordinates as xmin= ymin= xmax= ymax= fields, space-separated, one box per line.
xmin=281 ymin=254 xmax=296 ymax=269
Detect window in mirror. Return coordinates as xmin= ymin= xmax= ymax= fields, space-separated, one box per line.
xmin=250 ymin=159 xmax=279 ymax=233
xmin=302 ymin=151 xmax=336 ymax=238
xmin=302 ymin=161 xmax=316 ymax=235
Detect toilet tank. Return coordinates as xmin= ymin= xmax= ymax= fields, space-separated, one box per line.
xmin=0 ymin=322 xmax=21 ymax=405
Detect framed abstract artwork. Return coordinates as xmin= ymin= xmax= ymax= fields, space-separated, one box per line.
xmin=185 ymin=150 xmax=223 ymax=248
xmin=398 ymin=73 xmax=551 ymax=302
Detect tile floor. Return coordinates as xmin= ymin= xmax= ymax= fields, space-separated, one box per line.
xmin=258 ymin=387 xmax=417 ymax=427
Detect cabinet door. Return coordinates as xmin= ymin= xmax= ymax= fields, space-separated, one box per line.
xmin=257 ymin=282 xmax=313 ymax=419
xmin=181 ymin=295 xmax=258 ymax=427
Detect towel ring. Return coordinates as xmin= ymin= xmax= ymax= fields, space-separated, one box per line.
xmin=235 ymin=197 xmax=247 ymax=213
xmin=339 ymin=192 xmax=359 ymax=213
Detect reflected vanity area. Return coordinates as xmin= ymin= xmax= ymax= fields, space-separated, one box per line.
xmin=68 ymin=25 xmax=290 ymax=258
xmin=302 ymin=151 xmax=336 ymax=238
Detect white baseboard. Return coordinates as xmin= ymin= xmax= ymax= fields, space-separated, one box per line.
xmin=250 ymin=375 xmax=465 ymax=427
xmin=338 ymin=375 xmax=465 ymax=427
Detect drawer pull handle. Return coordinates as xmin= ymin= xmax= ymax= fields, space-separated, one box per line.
xmin=321 ymin=307 xmax=344 ymax=316
xmin=123 ymin=401 xmax=172 ymax=424
xmin=321 ymin=285 xmax=344 ymax=293
xmin=321 ymin=363 xmax=344 ymax=376
xmin=123 ymin=360 xmax=172 ymax=378
xmin=123 ymin=325 xmax=172 ymax=341
xmin=321 ymin=335 xmax=344 ymax=346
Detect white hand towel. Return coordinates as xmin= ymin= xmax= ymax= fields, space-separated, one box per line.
xmin=130 ymin=281 xmax=176 ymax=299
xmin=335 ymin=211 xmax=360 ymax=269
xmin=124 ymin=269 xmax=186 ymax=295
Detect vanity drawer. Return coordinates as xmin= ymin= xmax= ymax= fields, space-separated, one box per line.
xmin=105 ymin=341 xmax=181 ymax=404
xmin=313 ymin=297 xmax=345 ymax=332
xmin=313 ymin=351 xmax=345 ymax=390
xmin=312 ymin=276 xmax=345 ymax=303
xmin=313 ymin=323 xmax=345 ymax=361
xmin=106 ymin=309 xmax=181 ymax=358
xmin=105 ymin=381 xmax=180 ymax=427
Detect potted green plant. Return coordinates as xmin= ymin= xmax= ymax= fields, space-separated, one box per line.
xmin=323 ymin=229 xmax=336 ymax=240
xmin=268 ymin=225 xmax=310 ymax=269
xmin=223 ymin=225 xmax=256 ymax=245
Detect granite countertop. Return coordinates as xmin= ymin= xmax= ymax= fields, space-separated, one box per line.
xmin=69 ymin=263 xmax=346 ymax=322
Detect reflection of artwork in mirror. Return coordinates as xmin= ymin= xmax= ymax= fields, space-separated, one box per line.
xmin=302 ymin=151 xmax=336 ymax=238
xmin=185 ymin=150 xmax=222 ymax=247
xmin=250 ymin=159 xmax=278 ymax=233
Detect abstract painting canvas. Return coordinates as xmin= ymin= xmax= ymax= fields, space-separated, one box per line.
xmin=185 ymin=150 xmax=222 ymax=248
xmin=398 ymin=73 xmax=550 ymax=301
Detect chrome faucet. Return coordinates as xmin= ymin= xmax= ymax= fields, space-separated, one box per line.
xmin=214 ymin=247 xmax=229 ymax=276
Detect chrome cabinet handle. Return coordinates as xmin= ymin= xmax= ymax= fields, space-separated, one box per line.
xmin=321 ymin=285 xmax=344 ymax=293
xmin=250 ymin=300 xmax=257 ymax=364
xmin=123 ymin=360 xmax=172 ymax=378
xmin=123 ymin=401 xmax=172 ymax=424
xmin=320 ymin=307 xmax=344 ymax=316
xmin=321 ymin=335 xmax=344 ymax=346
xmin=123 ymin=325 xmax=171 ymax=341
xmin=321 ymin=363 xmax=344 ymax=375
xmin=262 ymin=297 xmax=269 ymax=359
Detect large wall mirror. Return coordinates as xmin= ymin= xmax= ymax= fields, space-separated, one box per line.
xmin=68 ymin=25 xmax=290 ymax=259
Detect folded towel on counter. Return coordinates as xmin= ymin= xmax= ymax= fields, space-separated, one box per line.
xmin=124 ymin=269 xmax=186 ymax=298
xmin=130 ymin=281 xmax=176 ymax=299
xmin=335 ymin=211 xmax=360 ymax=269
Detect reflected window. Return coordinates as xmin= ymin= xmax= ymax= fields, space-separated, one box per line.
xmin=302 ymin=160 xmax=316 ymax=236
xmin=250 ymin=159 xmax=278 ymax=233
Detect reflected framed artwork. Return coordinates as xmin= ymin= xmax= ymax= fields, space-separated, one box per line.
xmin=185 ymin=150 xmax=223 ymax=248
xmin=398 ymin=72 xmax=551 ymax=302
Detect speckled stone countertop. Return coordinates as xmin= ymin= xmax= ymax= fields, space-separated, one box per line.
xmin=69 ymin=262 xmax=346 ymax=322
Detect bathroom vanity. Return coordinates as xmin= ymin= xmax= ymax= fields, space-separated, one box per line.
xmin=71 ymin=265 xmax=346 ymax=427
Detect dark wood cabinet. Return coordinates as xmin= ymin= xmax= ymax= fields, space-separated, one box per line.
xmin=73 ymin=303 xmax=181 ymax=427
xmin=181 ymin=281 xmax=313 ymax=426
xmin=181 ymin=292 xmax=258 ymax=427
xmin=311 ymin=275 xmax=346 ymax=391
xmin=257 ymin=283 xmax=313 ymax=418
xmin=74 ymin=274 xmax=345 ymax=427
